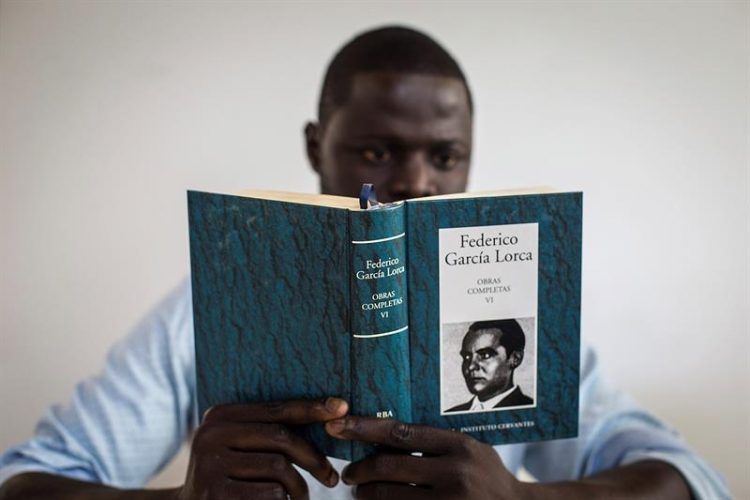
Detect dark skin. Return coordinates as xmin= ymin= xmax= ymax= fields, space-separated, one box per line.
xmin=306 ymin=73 xmax=472 ymax=202
xmin=0 ymin=72 xmax=693 ymax=500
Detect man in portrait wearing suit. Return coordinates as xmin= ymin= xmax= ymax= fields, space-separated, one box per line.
xmin=447 ymin=319 xmax=534 ymax=412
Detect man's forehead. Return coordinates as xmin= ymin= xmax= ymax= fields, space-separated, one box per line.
xmin=324 ymin=72 xmax=472 ymax=140
xmin=349 ymin=72 xmax=469 ymax=115
xmin=464 ymin=329 xmax=503 ymax=349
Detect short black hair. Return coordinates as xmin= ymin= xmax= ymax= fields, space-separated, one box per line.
xmin=467 ymin=319 xmax=526 ymax=356
xmin=318 ymin=26 xmax=473 ymax=125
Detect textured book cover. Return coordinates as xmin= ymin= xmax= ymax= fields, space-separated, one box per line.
xmin=188 ymin=189 xmax=581 ymax=461
xmin=407 ymin=193 xmax=581 ymax=445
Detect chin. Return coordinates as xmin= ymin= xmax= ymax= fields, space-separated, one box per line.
xmin=468 ymin=384 xmax=486 ymax=394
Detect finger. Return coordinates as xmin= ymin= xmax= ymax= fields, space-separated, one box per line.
xmin=224 ymin=451 xmax=308 ymax=500
xmin=343 ymin=452 xmax=439 ymax=486
xmin=220 ymin=479 xmax=288 ymax=500
xmin=326 ymin=417 xmax=469 ymax=455
xmin=353 ymin=483 xmax=433 ymax=500
xmin=205 ymin=422 xmax=338 ymax=487
xmin=204 ymin=397 xmax=348 ymax=425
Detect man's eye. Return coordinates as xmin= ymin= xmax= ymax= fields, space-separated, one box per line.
xmin=433 ymin=151 xmax=458 ymax=170
xmin=362 ymin=148 xmax=391 ymax=165
xmin=479 ymin=352 xmax=494 ymax=360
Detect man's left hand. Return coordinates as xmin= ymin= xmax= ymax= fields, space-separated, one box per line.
xmin=325 ymin=416 xmax=525 ymax=500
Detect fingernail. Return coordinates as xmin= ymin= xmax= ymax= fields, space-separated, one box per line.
xmin=325 ymin=397 xmax=342 ymax=413
xmin=327 ymin=468 xmax=339 ymax=487
xmin=326 ymin=418 xmax=346 ymax=434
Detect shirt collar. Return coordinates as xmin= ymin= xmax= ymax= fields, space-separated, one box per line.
xmin=469 ymin=385 xmax=518 ymax=411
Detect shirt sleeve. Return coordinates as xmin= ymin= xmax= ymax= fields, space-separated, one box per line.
xmin=521 ymin=345 xmax=731 ymax=500
xmin=0 ymin=278 xmax=197 ymax=488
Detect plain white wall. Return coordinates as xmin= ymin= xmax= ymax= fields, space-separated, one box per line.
xmin=1 ymin=0 xmax=747 ymax=496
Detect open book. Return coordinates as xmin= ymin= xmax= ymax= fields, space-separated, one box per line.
xmin=188 ymin=187 xmax=582 ymax=461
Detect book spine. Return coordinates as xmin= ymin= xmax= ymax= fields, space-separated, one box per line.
xmin=348 ymin=203 xmax=411 ymax=460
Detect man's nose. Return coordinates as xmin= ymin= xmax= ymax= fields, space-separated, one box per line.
xmin=468 ymin=355 xmax=480 ymax=372
xmin=388 ymin=151 xmax=437 ymax=200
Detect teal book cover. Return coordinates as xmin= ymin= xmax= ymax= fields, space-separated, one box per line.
xmin=188 ymin=188 xmax=582 ymax=461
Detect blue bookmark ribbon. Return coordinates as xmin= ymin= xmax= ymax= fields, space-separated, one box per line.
xmin=359 ymin=184 xmax=379 ymax=209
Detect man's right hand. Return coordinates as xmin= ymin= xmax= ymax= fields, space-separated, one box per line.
xmin=175 ymin=397 xmax=348 ymax=500
xmin=0 ymin=399 xmax=347 ymax=500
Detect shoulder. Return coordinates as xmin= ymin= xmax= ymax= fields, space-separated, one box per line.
xmin=108 ymin=276 xmax=198 ymax=424
xmin=495 ymin=387 xmax=533 ymax=408
xmin=445 ymin=400 xmax=472 ymax=412
xmin=129 ymin=277 xmax=194 ymax=356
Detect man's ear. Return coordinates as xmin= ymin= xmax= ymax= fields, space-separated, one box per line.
xmin=304 ymin=121 xmax=321 ymax=173
xmin=509 ymin=350 xmax=524 ymax=369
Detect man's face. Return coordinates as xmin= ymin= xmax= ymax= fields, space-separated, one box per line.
xmin=306 ymin=72 xmax=472 ymax=202
xmin=460 ymin=329 xmax=515 ymax=401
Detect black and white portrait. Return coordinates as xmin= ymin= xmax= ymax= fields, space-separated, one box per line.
xmin=441 ymin=318 xmax=536 ymax=414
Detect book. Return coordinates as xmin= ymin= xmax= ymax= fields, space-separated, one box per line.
xmin=188 ymin=187 xmax=582 ymax=461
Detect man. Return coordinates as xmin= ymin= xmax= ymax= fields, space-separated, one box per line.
xmin=447 ymin=320 xmax=533 ymax=413
xmin=0 ymin=26 xmax=729 ymax=500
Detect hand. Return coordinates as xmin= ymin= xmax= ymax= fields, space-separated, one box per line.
xmin=325 ymin=416 xmax=525 ymax=500
xmin=175 ymin=398 xmax=348 ymax=500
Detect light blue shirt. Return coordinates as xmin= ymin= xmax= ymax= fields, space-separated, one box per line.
xmin=0 ymin=279 xmax=730 ymax=498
